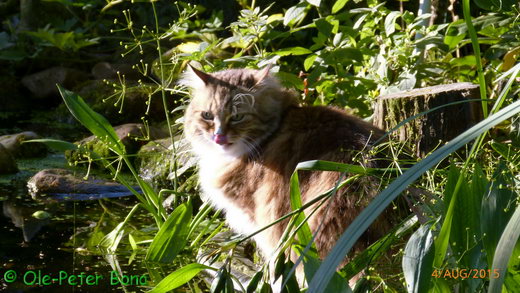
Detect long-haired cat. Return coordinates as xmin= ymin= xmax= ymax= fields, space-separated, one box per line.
xmin=181 ymin=66 xmax=396 ymax=267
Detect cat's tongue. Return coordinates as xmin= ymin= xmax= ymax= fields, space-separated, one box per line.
xmin=213 ymin=134 xmax=228 ymax=145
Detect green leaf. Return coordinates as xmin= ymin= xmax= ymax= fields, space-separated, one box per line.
xmin=315 ymin=18 xmax=333 ymax=38
xmin=300 ymin=253 xmax=351 ymax=293
xmin=57 ymin=85 xmax=125 ymax=155
xmin=148 ymin=263 xmax=213 ymax=293
xmin=384 ymin=11 xmax=400 ymax=36
xmin=306 ymin=0 xmax=321 ymax=7
xmin=289 ymin=171 xmax=315 ymax=252
xmin=473 ymin=0 xmax=516 ymax=11
xmin=276 ymin=71 xmax=304 ymax=90
xmin=481 ymin=165 xmax=517 ymax=266
xmin=444 ymin=21 xmax=466 ymax=50
xmin=304 ymin=55 xmax=318 ymax=71
xmin=307 ymin=98 xmax=520 ymax=293
xmin=0 ymin=49 xmax=28 ymax=61
xmin=332 ymin=0 xmax=350 ymax=14
xmin=273 ymin=47 xmax=313 ymax=56
xmin=146 ymin=201 xmax=192 ymax=263
xmin=402 ymin=223 xmax=435 ymax=293
xmin=246 ymin=271 xmax=263 ymax=293
xmin=343 ymin=216 xmax=415 ymax=280
xmin=323 ymin=47 xmax=363 ymax=64
xmin=24 ymin=138 xmax=78 ymax=151
xmin=281 ymin=260 xmax=300 ymax=293
xmin=488 ymin=204 xmax=520 ymax=293
xmin=294 ymin=160 xmax=371 ymax=174
xmin=210 ymin=267 xmax=235 ymax=293
xmin=98 ymin=222 xmax=125 ymax=252
xmin=284 ymin=3 xmax=308 ymax=27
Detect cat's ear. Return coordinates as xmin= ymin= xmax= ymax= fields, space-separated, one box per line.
xmin=253 ymin=65 xmax=272 ymax=86
xmin=179 ymin=64 xmax=211 ymax=89
xmin=189 ymin=64 xmax=212 ymax=85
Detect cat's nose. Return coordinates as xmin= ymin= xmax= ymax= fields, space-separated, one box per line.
xmin=213 ymin=134 xmax=228 ymax=145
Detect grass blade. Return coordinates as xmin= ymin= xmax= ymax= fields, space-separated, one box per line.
xmin=488 ymin=204 xmax=520 ymax=293
xmin=147 ymin=263 xmax=214 ymax=293
xmin=289 ymin=171 xmax=315 ymax=250
xmin=23 ymin=138 xmax=78 ymax=151
xmin=462 ymin=0 xmax=487 ymax=117
xmin=307 ymin=99 xmax=520 ymax=293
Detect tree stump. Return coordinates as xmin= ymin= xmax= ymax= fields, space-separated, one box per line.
xmin=373 ymin=83 xmax=482 ymax=158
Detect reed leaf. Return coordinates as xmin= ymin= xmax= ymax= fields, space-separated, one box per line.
xmin=462 ymin=0 xmax=487 ymax=117
xmin=289 ymin=171 xmax=315 ymax=250
xmin=23 ymin=138 xmax=78 ymax=151
xmin=488 ymin=204 xmax=520 ymax=293
xmin=146 ymin=201 xmax=192 ymax=263
xmin=402 ymin=223 xmax=435 ymax=293
xmin=57 ymin=85 xmax=125 ymax=155
xmin=307 ymin=99 xmax=520 ymax=293
xmin=147 ymin=263 xmax=214 ymax=293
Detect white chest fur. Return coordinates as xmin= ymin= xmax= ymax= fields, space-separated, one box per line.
xmin=197 ymin=155 xmax=258 ymax=236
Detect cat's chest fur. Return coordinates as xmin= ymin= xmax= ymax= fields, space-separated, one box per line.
xmin=197 ymin=154 xmax=259 ymax=235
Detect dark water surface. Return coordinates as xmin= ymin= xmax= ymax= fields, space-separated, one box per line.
xmin=0 ymin=155 xmax=159 ymax=293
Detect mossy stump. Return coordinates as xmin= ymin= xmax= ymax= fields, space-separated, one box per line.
xmin=373 ymin=83 xmax=482 ymax=158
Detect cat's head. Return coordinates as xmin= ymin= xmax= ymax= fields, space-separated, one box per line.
xmin=181 ymin=66 xmax=297 ymax=159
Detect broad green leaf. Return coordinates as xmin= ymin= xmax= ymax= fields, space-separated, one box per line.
xmin=148 ymin=263 xmax=213 ymax=293
xmin=315 ymin=18 xmax=333 ymax=38
xmin=323 ymin=47 xmax=363 ymax=64
xmin=384 ymin=11 xmax=400 ymax=36
xmin=57 ymin=85 xmax=125 ymax=155
xmin=273 ymin=47 xmax=313 ymax=56
xmin=306 ymin=0 xmax=321 ymax=7
xmin=267 ymin=13 xmax=284 ymax=24
xmin=284 ymin=3 xmax=308 ymax=27
xmin=146 ymin=201 xmax=192 ymax=263
xmin=23 ymin=138 xmax=78 ymax=151
xmin=304 ymin=55 xmax=318 ymax=71
xmin=332 ymin=0 xmax=350 ymax=14
xmin=489 ymin=204 xmax=520 ymax=293
xmin=307 ymin=99 xmax=520 ymax=293
xmin=444 ymin=20 xmax=466 ymax=50
xmin=276 ymin=71 xmax=304 ymax=90
xmin=403 ymin=223 xmax=434 ymax=293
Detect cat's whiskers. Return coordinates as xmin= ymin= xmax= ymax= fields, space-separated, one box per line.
xmin=241 ymin=135 xmax=262 ymax=161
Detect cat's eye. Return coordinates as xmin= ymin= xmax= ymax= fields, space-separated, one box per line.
xmin=201 ymin=111 xmax=214 ymax=120
xmin=230 ymin=113 xmax=245 ymax=122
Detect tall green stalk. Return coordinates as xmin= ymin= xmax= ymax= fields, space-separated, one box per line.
xmin=463 ymin=0 xmax=488 ymax=118
xmin=151 ymin=1 xmax=179 ymax=190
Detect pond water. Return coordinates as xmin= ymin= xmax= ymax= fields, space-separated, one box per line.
xmin=0 ymin=155 xmax=168 ymax=293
